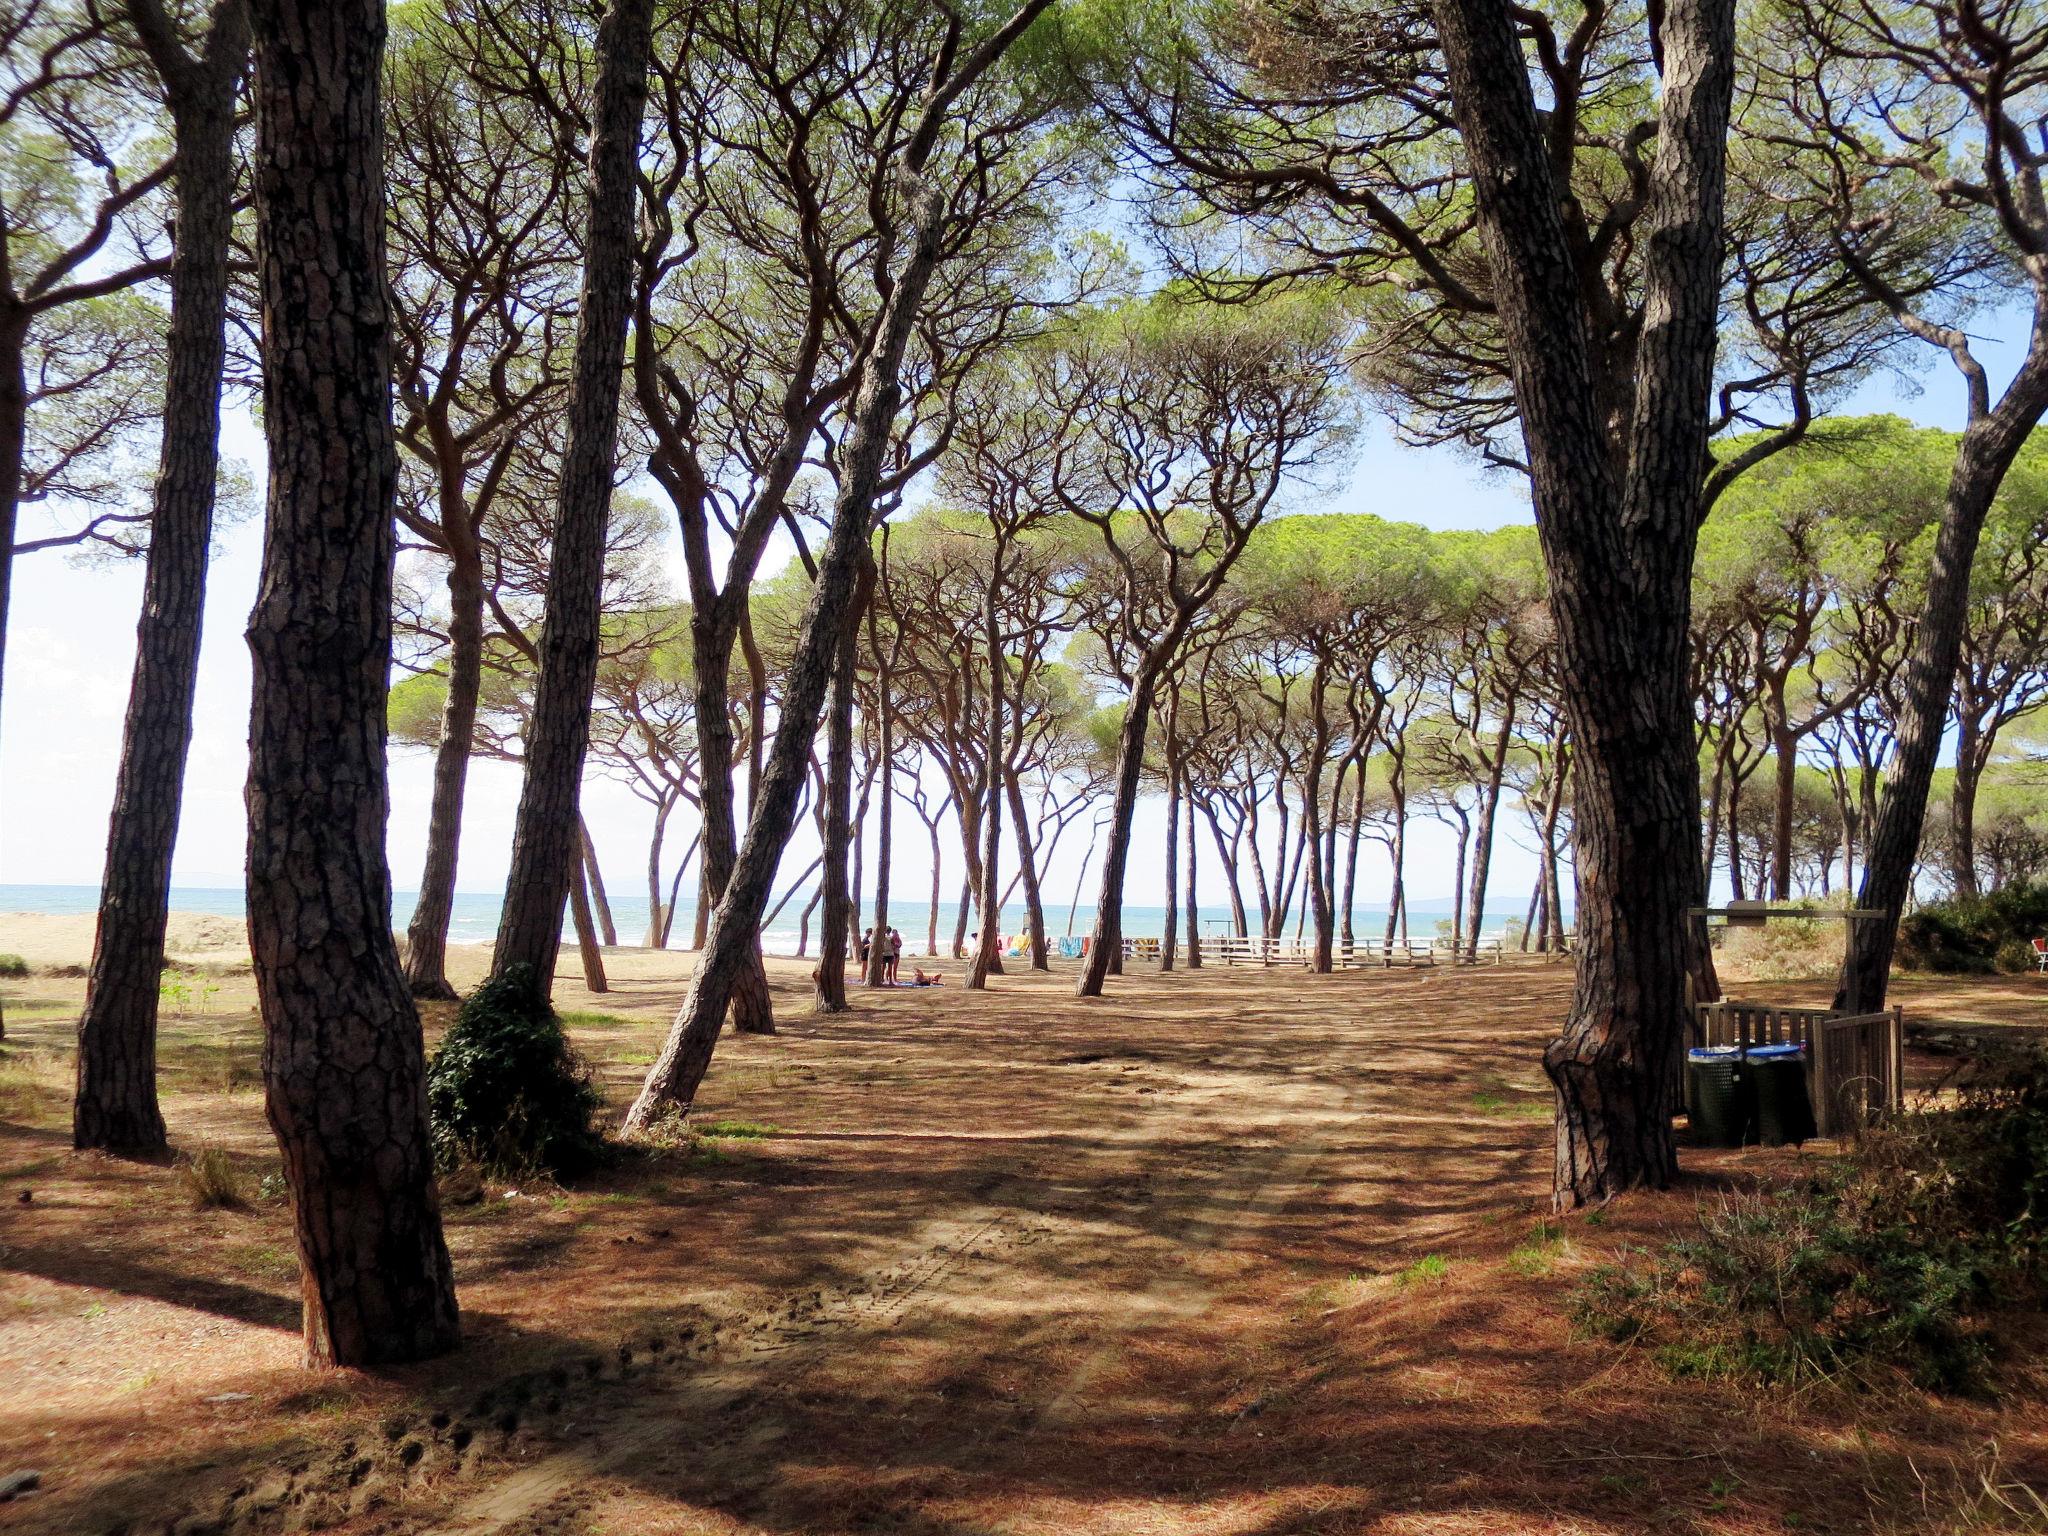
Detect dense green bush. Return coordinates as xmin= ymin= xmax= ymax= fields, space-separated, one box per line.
xmin=0 ymin=953 xmax=28 ymax=978
xmin=1896 ymin=881 xmax=2048 ymax=973
xmin=424 ymin=965 xmax=607 ymax=1178
xmin=1575 ymin=1044 xmax=2048 ymax=1393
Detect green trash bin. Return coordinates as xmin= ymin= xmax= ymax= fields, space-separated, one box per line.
xmin=1687 ymin=1046 xmax=1753 ymax=1147
xmin=1747 ymin=1043 xmax=1817 ymax=1146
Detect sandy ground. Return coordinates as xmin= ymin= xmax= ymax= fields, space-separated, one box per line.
xmin=1 ymin=917 xmax=2045 ymax=1536
xmin=0 ymin=911 xmax=253 ymax=971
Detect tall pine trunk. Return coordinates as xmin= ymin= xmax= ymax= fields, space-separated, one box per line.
xmin=1160 ymin=757 xmax=1180 ymax=971
xmin=1949 ymin=716 xmax=1983 ymax=897
xmin=568 ymin=850 xmax=609 ymax=992
xmin=402 ymin=551 xmax=483 ymax=998
xmin=75 ymin=0 xmax=248 ymax=1155
xmin=967 ymin=550 xmax=1007 ymax=988
xmin=1076 ymin=664 xmax=1160 ymax=997
xmin=1433 ymin=0 xmax=1734 ymax=1206
xmin=1463 ymin=714 xmax=1515 ymax=959
xmin=581 ymin=815 xmax=618 ymax=946
xmin=866 ymin=589 xmax=896 ymax=984
xmin=815 ymin=560 xmax=868 ymax=1012
xmin=244 ymin=0 xmax=458 ymax=1365
xmin=1183 ymin=771 xmax=1202 ymax=968
xmin=690 ymin=613 xmax=776 ymax=1030
xmin=488 ymin=0 xmax=654 ymax=1005
xmin=1003 ymin=767 xmax=1050 ymax=969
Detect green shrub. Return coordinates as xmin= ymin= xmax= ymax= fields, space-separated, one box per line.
xmin=1994 ymin=938 xmax=2039 ymax=975
xmin=0 ymin=953 xmax=28 ymax=978
xmin=425 ymin=966 xmax=607 ymax=1178
xmin=1574 ymin=1044 xmax=2048 ymax=1393
xmin=1897 ymin=880 xmax=2048 ymax=973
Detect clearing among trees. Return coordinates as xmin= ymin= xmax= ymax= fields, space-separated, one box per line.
xmin=3 ymin=938 xmax=2043 ymax=1535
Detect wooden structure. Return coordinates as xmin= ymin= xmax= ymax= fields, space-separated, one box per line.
xmin=1206 ymin=934 xmax=1513 ymax=968
xmin=1692 ymin=999 xmax=1904 ymax=1139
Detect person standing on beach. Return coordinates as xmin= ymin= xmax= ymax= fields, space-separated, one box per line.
xmin=887 ymin=927 xmax=902 ymax=983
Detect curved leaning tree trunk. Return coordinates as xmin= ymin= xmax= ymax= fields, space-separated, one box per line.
xmin=244 ymin=0 xmax=458 ymax=1366
xmin=401 ymin=549 xmax=483 ymax=999
xmin=74 ymin=0 xmax=249 ymax=1156
xmin=1076 ymin=662 xmax=1161 ymax=997
xmin=488 ymin=0 xmax=655 ymax=1008
xmin=1003 ymin=767 xmax=1050 ymax=968
xmin=624 ymin=177 xmax=962 ymax=1127
xmin=1430 ymin=0 xmax=1734 ymax=1208
xmin=1837 ymin=356 xmax=2048 ymax=1011
xmin=690 ymin=617 xmax=779 ymax=1032
xmin=813 ymin=558 xmax=870 ymax=1013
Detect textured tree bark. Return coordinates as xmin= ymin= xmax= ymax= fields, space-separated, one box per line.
xmin=402 ymin=552 xmax=482 ymax=1000
xmin=1003 ymin=768 xmax=1050 ymax=969
xmin=814 ymin=561 xmax=869 ymax=1013
xmin=1949 ymin=716 xmax=1982 ymax=898
xmin=1301 ymin=677 xmax=1332 ymax=974
xmin=623 ymin=178 xmax=956 ymax=1126
xmin=581 ymin=815 xmax=618 ymax=947
xmin=867 ymin=631 xmax=896 ymax=986
xmin=1768 ymin=722 xmax=1798 ymax=901
xmin=1183 ymin=770 xmax=1202 ymax=968
xmin=0 ymin=322 xmax=20 ymax=1034
xmin=689 ymin=621 xmax=776 ymax=1028
xmin=1432 ymin=0 xmax=1734 ymax=1207
xmin=1463 ymin=713 xmax=1515 ymax=960
xmin=244 ymin=0 xmax=458 ymax=1366
xmin=1383 ymin=785 xmax=1406 ymax=948
xmin=1076 ymin=662 xmax=1162 ymax=998
xmin=1160 ymin=757 xmax=1181 ymax=971
xmin=1340 ymin=761 xmax=1367 ymax=951
xmin=1838 ymin=360 xmax=2048 ymax=1010
xmin=967 ymin=543 xmax=1008 ymax=990
xmin=74 ymin=0 xmax=249 ymax=1155
xmin=568 ymin=848 xmax=609 ymax=993
xmin=488 ymin=0 xmax=654 ymax=1005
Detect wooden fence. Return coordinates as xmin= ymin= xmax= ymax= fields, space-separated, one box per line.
xmin=1204 ymin=935 xmax=1511 ymax=968
xmin=1693 ymin=1000 xmax=1904 ymax=1139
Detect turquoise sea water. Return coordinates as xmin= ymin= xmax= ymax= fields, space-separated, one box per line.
xmin=0 ymin=883 xmax=1506 ymax=955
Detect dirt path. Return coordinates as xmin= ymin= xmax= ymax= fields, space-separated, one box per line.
xmin=419 ymin=993 xmax=1384 ymax=1536
xmin=8 ymin=956 xmax=2045 ymax=1535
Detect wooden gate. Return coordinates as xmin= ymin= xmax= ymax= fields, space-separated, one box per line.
xmin=1694 ymin=1001 xmax=1903 ymax=1139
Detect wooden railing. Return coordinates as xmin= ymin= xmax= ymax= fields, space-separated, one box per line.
xmin=1202 ymin=934 xmax=1517 ymax=968
xmin=1694 ymin=1000 xmax=1903 ymax=1138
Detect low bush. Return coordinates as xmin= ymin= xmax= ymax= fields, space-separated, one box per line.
xmin=424 ymin=965 xmax=607 ymax=1178
xmin=0 ymin=953 xmax=28 ymax=978
xmin=1574 ymin=1043 xmax=2048 ymax=1393
xmin=1896 ymin=881 xmax=2048 ymax=974
xmin=179 ymin=1144 xmax=250 ymax=1210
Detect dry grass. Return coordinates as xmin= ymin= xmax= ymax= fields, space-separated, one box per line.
xmin=176 ymin=1143 xmax=249 ymax=1211
xmin=0 ymin=938 xmax=2043 ymax=1536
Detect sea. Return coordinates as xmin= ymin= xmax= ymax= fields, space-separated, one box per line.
xmin=0 ymin=884 xmax=1482 ymax=956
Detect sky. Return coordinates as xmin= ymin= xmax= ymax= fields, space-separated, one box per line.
xmin=0 ymin=294 xmax=2024 ymax=926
